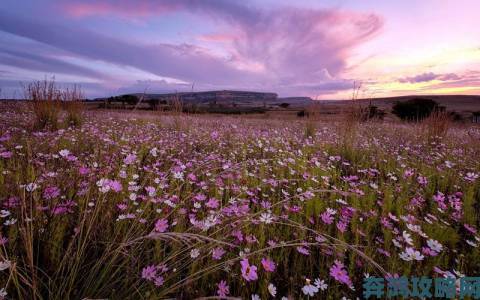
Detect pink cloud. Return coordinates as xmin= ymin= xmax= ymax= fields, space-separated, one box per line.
xmin=2 ymin=1 xmax=384 ymax=97
xmin=63 ymin=2 xmax=179 ymax=18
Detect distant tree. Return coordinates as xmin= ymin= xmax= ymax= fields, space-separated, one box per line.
xmin=279 ymin=103 xmax=290 ymax=108
xmin=392 ymin=98 xmax=439 ymax=121
xmin=148 ymin=99 xmax=159 ymax=110
xmin=121 ymin=95 xmax=139 ymax=106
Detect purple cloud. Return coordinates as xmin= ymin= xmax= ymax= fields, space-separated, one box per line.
xmin=0 ymin=1 xmax=383 ymax=97
xmin=398 ymin=72 xmax=460 ymax=83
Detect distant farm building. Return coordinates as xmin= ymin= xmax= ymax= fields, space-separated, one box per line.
xmin=153 ymin=90 xmax=278 ymax=105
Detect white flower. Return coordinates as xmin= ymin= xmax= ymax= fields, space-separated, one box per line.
xmin=0 ymin=288 xmax=6 ymax=297
xmin=465 ymin=172 xmax=479 ymax=182
xmin=3 ymin=218 xmax=16 ymax=226
xmin=25 ymin=182 xmax=38 ymax=192
xmin=402 ymin=231 xmax=414 ymax=246
xmin=314 ymin=278 xmax=328 ymax=291
xmin=173 ymin=171 xmax=184 ymax=180
xmin=259 ymin=212 xmax=274 ymax=224
xmin=302 ymin=283 xmax=318 ymax=296
xmin=59 ymin=149 xmax=70 ymax=157
xmin=268 ymin=283 xmax=277 ymax=297
xmin=150 ymin=147 xmax=158 ymax=157
xmin=0 ymin=260 xmax=11 ymax=271
xmin=190 ymin=248 xmax=200 ymax=258
xmin=427 ymin=239 xmax=443 ymax=253
xmin=466 ymin=240 xmax=478 ymax=247
xmin=399 ymin=247 xmax=424 ymax=261
xmin=251 ymin=294 xmax=260 ymax=300
xmin=0 ymin=210 xmax=10 ymax=218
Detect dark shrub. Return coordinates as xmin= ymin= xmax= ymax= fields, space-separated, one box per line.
xmin=279 ymin=103 xmax=290 ymax=108
xmin=392 ymin=98 xmax=439 ymax=121
xmin=297 ymin=110 xmax=308 ymax=117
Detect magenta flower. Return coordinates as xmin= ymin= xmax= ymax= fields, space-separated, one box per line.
xmin=206 ymin=198 xmax=219 ymax=209
xmin=154 ymin=218 xmax=169 ymax=233
xmin=240 ymin=258 xmax=258 ymax=281
xmin=261 ymin=257 xmax=276 ymax=272
xmin=329 ymin=260 xmax=352 ymax=287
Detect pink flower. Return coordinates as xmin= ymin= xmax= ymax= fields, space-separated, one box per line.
xmin=124 ymin=153 xmax=137 ymax=165
xmin=0 ymin=151 xmax=12 ymax=158
xmin=329 ymin=260 xmax=352 ymax=287
xmin=296 ymin=246 xmax=310 ymax=255
xmin=217 ymin=280 xmax=230 ymax=297
xmin=79 ymin=166 xmax=89 ymax=175
xmin=43 ymin=186 xmax=60 ymax=200
xmin=464 ymin=224 xmax=477 ymax=234
xmin=109 ymin=180 xmax=123 ymax=192
xmin=212 ymin=247 xmax=226 ymax=260
xmin=320 ymin=209 xmax=334 ymax=225
xmin=154 ymin=219 xmax=169 ymax=233
xmin=206 ymin=198 xmax=220 ymax=209
xmin=141 ymin=265 xmax=157 ymax=281
xmin=154 ymin=276 xmax=164 ymax=287
xmin=240 ymin=258 xmax=258 ymax=282
xmin=261 ymin=257 xmax=276 ymax=272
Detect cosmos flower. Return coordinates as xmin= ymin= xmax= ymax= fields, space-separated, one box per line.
xmin=124 ymin=153 xmax=137 ymax=165
xmin=240 ymin=258 xmax=258 ymax=282
xmin=0 ymin=260 xmax=11 ymax=271
xmin=399 ymin=247 xmax=425 ymax=261
xmin=302 ymin=280 xmax=319 ymax=296
xmin=268 ymin=283 xmax=277 ymax=297
xmin=329 ymin=260 xmax=352 ymax=287
xmin=190 ymin=248 xmax=200 ymax=258
xmin=154 ymin=219 xmax=169 ymax=233
xmin=212 ymin=247 xmax=226 ymax=260
xmin=427 ymin=239 xmax=443 ymax=253
xmin=261 ymin=257 xmax=276 ymax=272
xmin=141 ymin=265 xmax=157 ymax=281
xmin=217 ymin=280 xmax=229 ymax=297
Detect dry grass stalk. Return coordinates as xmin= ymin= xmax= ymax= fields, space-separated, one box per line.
xmin=421 ymin=109 xmax=452 ymax=142
xmin=62 ymin=84 xmax=84 ymax=127
xmin=25 ymin=79 xmax=62 ymax=130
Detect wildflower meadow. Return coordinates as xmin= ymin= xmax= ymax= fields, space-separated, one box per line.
xmin=0 ymin=102 xmax=479 ymax=299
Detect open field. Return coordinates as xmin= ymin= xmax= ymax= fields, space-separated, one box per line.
xmin=0 ymin=102 xmax=480 ymax=299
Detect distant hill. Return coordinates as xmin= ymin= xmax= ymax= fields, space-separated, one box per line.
xmin=338 ymin=95 xmax=480 ymax=113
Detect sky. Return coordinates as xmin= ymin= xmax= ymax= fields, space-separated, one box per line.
xmin=0 ymin=0 xmax=479 ymax=99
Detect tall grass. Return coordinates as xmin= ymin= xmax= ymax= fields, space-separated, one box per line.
xmin=61 ymin=85 xmax=84 ymax=127
xmin=421 ymin=109 xmax=452 ymax=142
xmin=25 ymin=79 xmax=62 ymax=130
xmin=24 ymin=79 xmax=84 ymax=130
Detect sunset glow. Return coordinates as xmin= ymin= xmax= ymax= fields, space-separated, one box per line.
xmin=0 ymin=0 xmax=479 ymax=99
